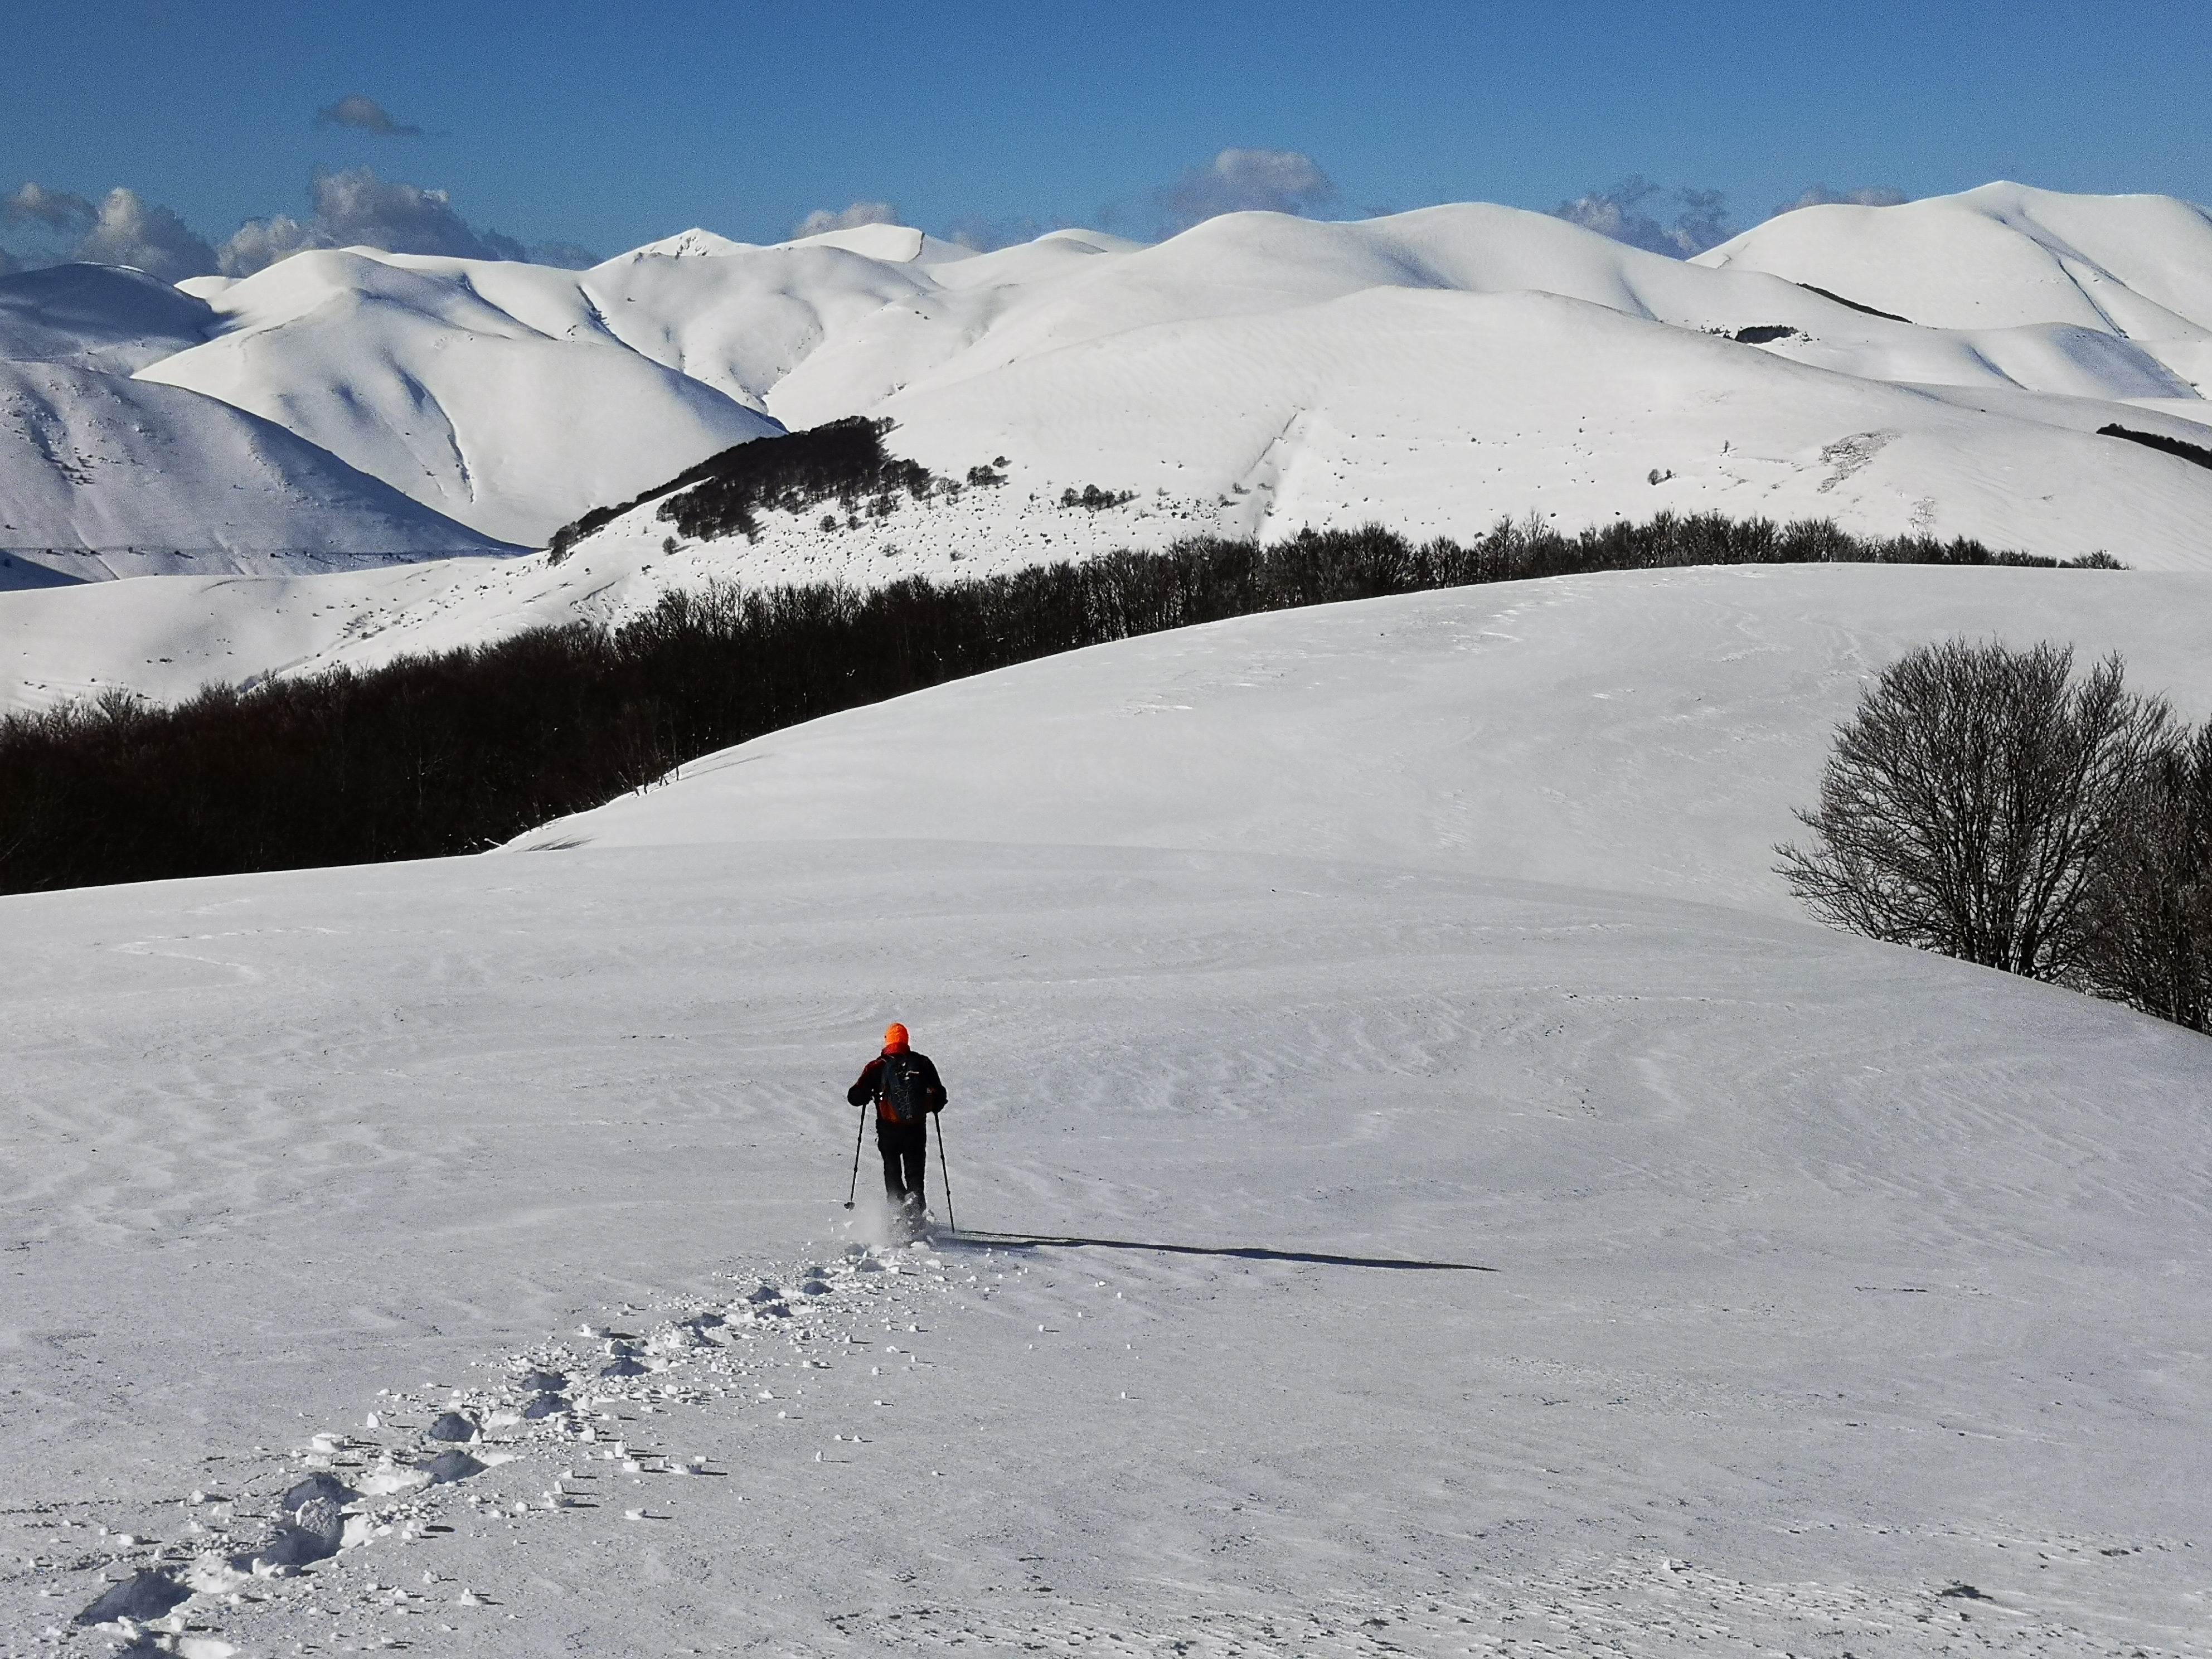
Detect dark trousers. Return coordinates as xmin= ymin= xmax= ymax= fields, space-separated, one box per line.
xmin=877 ymin=1119 xmax=928 ymax=1204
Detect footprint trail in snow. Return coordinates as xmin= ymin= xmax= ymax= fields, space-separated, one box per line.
xmin=9 ymin=1221 xmax=2196 ymax=1659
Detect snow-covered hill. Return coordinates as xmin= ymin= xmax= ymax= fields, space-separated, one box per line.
xmin=88 ymin=183 xmax=2212 ymax=566
xmin=0 ymin=265 xmax=514 ymax=575
xmin=1697 ymin=182 xmax=2212 ymax=386
xmin=5 ymin=183 xmax=2212 ymax=702
xmin=0 ymin=263 xmax=213 ymax=373
xmin=516 ymin=561 xmax=2212 ymax=916
xmin=527 ymin=192 xmax=2209 ymax=569
xmin=4 ymin=565 xmax=2207 ymax=1655
xmin=145 ymin=248 xmax=788 ymax=545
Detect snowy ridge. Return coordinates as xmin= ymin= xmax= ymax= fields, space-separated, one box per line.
xmin=0 ymin=360 xmax=513 ymax=570
xmin=550 ymin=190 xmax=2212 ymax=574
xmin=0 ymin=265 xmax=512 ymax=573
xmin=134 ymin=248 xmax=788 ymax=546
xmin=1698 ymin=182 xmax=2212 ymax=378
xmin=6 ymin=183 xmax=2212 ymax=695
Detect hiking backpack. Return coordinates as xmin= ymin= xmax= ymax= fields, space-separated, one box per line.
xmin=878 ymin=1052 xmax=936 ymax=1124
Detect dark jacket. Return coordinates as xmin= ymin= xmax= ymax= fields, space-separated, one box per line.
xmin=848 ymin=1049 xmax=947 ymax=1122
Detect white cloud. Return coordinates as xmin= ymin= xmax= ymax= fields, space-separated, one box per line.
xmin=316 ymin=95 xmax=423 ymax=138
xmin=6 ymin=170 xmax=590 ymax=284
xmin=1553 ymin=177 xmax=1736 ymax=258
xmin=220 ymin=166 xmax=528 ymax=275
xmin=1771 ymin=183 xmax=1909 ymax=216
xmin=6 ymin=181 xmax=219 ymax=280
xmin=5 ymin=182 xmax=96 ymax=232
xmin=216 ymin=214 xmax=326 ymax=274
xmin=1154 ymin=148 xmax=1336 ymax=237
xmin=69 ymin=188 xmax=219 ymax=281
xmin=790 ymin=200 xmax=901 ymax=239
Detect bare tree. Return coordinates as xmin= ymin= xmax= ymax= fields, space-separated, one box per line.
xmin=1777 ymin=640 xmax=2172 ymax=982
xmin=2079 ymin=721 xmax=2212 ymax=1031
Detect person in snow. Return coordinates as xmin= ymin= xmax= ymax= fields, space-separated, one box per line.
xmin=847 ymin=1022 xmax=946 ymax=1216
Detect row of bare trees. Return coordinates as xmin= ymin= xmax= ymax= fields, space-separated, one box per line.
xmin=3 ymin=516 xmax=2100 ymax=895
xmin=1779 ymin=640 xmax=2211 ymax=1032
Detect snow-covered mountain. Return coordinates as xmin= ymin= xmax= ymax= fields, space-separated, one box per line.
xmin=146 ymin=248 xmax=788 ymax=545
xmin=76 ymin=182 xmax=2212 ymax=567
xmin=4 ymin=183 xmax=2211 ymax=700
xmin=1696 ymin=181 xmax=2212 ymax=381
xmin=6 ymin=564 xmax=2208 ymax=1653
xmin=0 ymin=262 xmax=212 ymax=373
xmin=553 ymin=192 xmax=2212 ymax=574
xmin=0 ymin=264 xmax=514 ymax=576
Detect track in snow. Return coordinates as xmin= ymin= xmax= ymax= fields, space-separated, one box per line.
xmin=17 ymin=1221 xmax=2196 ymax=1658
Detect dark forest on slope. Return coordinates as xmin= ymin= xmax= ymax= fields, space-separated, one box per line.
xmin=0 ymin=512 xmax=2113 ymax=895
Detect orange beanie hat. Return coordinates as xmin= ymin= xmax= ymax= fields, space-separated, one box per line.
xmin=883 ymin=1022 xmax=910 ymax=1051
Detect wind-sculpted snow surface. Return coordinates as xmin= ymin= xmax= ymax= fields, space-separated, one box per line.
xmin=517 ymin=564 xmax=2212 ymax=916
xmin=3 ymin=567 xmax=2209 ymax=1654
xmin=4 ymin=847 xmax=2209 ymax=1655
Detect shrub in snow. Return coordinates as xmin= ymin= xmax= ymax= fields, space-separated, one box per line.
xmin=1779 ymin=641 xmax=2210 ymax=1031
xmin=1060 ymin=483 xmax=1136 ymax=510
xmin=2078 ymin=721 xmax=2212 ymax=1031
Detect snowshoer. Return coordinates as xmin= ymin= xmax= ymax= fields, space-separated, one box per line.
xmin=847 ymin=1022 xmax=946 ymax=1223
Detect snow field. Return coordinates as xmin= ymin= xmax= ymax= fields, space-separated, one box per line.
xmin=2 ymin=841 xmax=2206 ymax=1655
xmin=519 ymin=564 xmax=2212 ymax=918
xmin=4 ymin=563 xmax=2210 ymax=1654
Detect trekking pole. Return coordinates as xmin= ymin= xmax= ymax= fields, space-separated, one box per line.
xmin=933 ymin=1110 xmax=957 ymax=1234
xmin=841 ymin=1104 xmax=867 ymax=1210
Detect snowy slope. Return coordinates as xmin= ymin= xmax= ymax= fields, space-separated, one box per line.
xmin=0 ymin=360 xmax=515 ymax=576
xmin=0 ymin=551 xmax=81 ymax=592
xmin=135 ymin=248 xmax=787 ymax=545
xmin=0 ymin=263 xmax=214 ymax=373
xmin=555 ymin=195 xmax=2212 ymax=574
xmin=516 ymin=562 xmax=2212 ymax=916
xmin=4 ymin=565 xmax=2208 ymax=1656
xmin=0 ymin=265 xmax=508 ymax=575
xmin=870 ymin=285 xmax=2212 ymax=560
xmin=1697 ymin=182 xmax=2212 ymax=390
xmin=117 ymin=187 xmax=2212 ymax=565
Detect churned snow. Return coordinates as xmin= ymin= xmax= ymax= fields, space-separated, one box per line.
xmin=4 ymin=564 xmax=2209 ymax=1656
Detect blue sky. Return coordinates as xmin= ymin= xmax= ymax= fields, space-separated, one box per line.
xmin=7 ymin=0 xmax=2210 ymax=273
